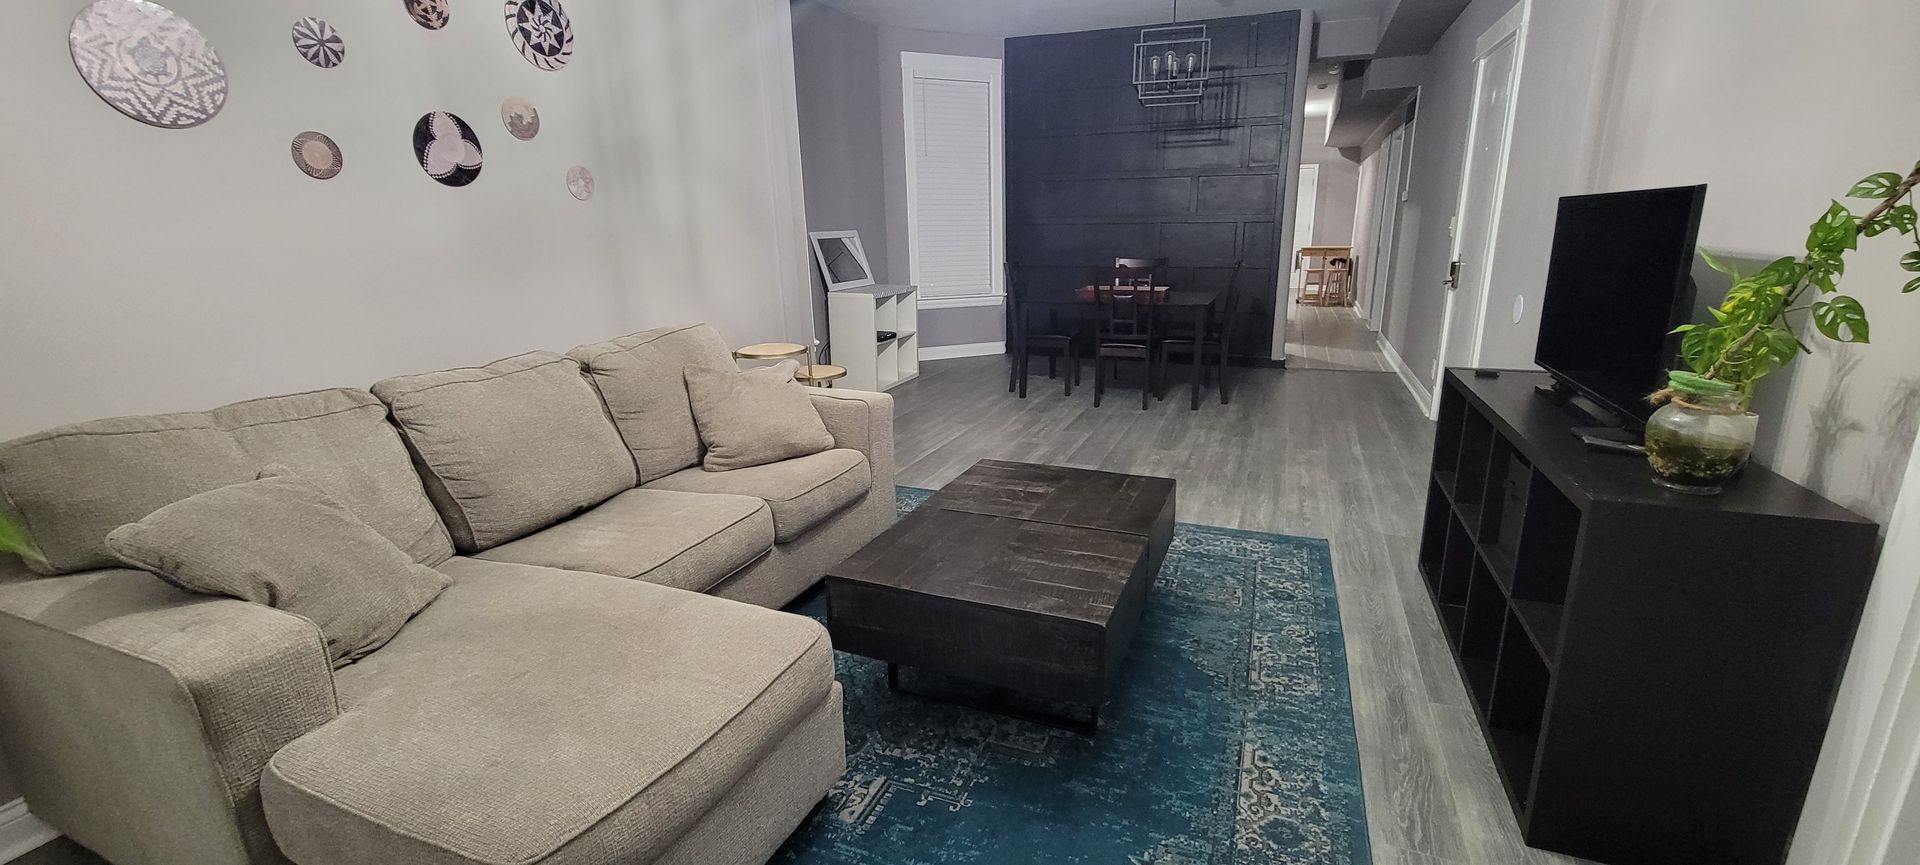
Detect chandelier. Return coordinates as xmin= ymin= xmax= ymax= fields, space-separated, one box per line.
xmin=1133 ymin=0 xmax=1211 ymax=107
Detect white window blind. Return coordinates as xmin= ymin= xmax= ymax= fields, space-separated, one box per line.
xmin=909 ymin=76 xmax=996 ymax=299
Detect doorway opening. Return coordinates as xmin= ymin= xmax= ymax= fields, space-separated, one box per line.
xmin=1285 ymin=113 xmax=1388 ymax=372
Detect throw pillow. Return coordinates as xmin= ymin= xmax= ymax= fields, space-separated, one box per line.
xmin=105 ymin=467 xmax=450 ymax=668
xmin=685 ymin=360 xmax=835 ymax=471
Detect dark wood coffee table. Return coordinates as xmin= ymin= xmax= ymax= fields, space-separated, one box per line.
xmin=825 ymin=460 xmax=1176 ymax=732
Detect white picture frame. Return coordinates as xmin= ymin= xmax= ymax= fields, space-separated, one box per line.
xmin=809 ymin=230 xmax=877 ymax=291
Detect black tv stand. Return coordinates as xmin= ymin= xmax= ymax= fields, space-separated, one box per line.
xmin=1421 ymin=369 xmax=1879 ymax=865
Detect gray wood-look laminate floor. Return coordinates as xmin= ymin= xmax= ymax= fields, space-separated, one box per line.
xmin=1286 ymin=286 xmax=1393 ymax=373
xmin=17 ymin=356 xmax=1589 ymax=865
xmin=896 ymin=356 xmax=1589 ymax=865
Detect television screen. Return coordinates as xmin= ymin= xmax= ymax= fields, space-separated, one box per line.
xmin=1534 ymin=185 xmax=1707 ymax=424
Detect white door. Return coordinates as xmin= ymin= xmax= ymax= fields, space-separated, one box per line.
xmin=1433 ymin=3 xmax=1526 ymax=397
xmin=1290 ymin=164 xmax=1320 ymax=290
xmin=1367 ymin=122 xmax=1410 ymax=333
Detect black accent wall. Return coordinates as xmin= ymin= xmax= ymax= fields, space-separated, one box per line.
xmin=1005 ymin=12 xmax=1299 ymax=357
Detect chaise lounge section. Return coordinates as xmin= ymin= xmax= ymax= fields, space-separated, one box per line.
xmin=0 ymin=323 xmax=891 ymax=865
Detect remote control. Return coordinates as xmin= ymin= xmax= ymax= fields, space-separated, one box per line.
xmin=1579 ymin=434 xmax=1646 ymax=455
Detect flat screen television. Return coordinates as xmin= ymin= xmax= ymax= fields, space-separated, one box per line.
xmin=1533 ymin=184 xmax=1708 ymax=426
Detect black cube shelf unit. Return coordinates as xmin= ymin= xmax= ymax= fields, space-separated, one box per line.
xmin=1419 ymin=370 xmax=1880 ymax=865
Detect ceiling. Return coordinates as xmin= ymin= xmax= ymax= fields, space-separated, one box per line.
xmin=808 ymin=0 xmax=1384 ymax=39
xmin=1303 ymin=61 xmax=1344 ymax=118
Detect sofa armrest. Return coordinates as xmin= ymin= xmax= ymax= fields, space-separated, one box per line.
xmin=809 ymin=389 xmax=896 ymax=493
xmin=0 ymin=569 xmax=339 ymax=865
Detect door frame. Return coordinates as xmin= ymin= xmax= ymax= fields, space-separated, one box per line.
xmin=1367 ymin=121 xmax=1411 ymax=333
xmin=1430 ymin=0 xmax=1529 ymax=418
xmin=1290 ymin=163 xmax=1321 ymax=291
xmin=900 ymin=51 xmax=1006 ymax=311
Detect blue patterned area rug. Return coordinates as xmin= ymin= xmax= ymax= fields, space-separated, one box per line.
xmin=774 ymin=487 xmax=1370 ymax=865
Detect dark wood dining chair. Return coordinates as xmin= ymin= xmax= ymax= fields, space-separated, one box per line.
xmin=1090 ymin=265 xmax=1161 ymax=410
xmin=1114 ymin=257 xmax=1169 ymax=289
xmin=1158 ymin=283 xmax=1242 ymax=409
xmin=1007 ymin=264 xmax=1083 ymax=398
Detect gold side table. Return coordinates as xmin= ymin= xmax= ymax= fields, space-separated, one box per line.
xmin=733 ymin=342 xmax=809 ymax=361
xmin=794 ymin=364 xmax=848 ymax=388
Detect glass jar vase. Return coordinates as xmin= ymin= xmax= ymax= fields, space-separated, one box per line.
xmin=1643 ymin=371 xmax=1758 ymax=495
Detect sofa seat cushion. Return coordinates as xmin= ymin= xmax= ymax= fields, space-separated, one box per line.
xmin=644 ymin=449 xmax=869 ymax=543
xmin=261 ymin=557 xmax=834 ymax=865
xmin=472 ymin=489 xmax=773 ymax=591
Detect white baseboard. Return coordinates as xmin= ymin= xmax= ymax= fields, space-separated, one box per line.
xmin=1377 ymin=334 xmax=1437 ymax=418
xmin=0 ymin=799 xmax=57 ymax=863
xmin=919 ymin=341 xmax=1005 ymax=361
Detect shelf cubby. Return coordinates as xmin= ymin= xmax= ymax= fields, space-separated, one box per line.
xmin=1454 ymin=409 xmax=1496 ymax=509
xmin=1420 ymin=369 xmax=1881 ymax=865
xmin=1460 ymin=561 xmax=1506 ymax=710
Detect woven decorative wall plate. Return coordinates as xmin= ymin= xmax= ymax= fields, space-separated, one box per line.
xmin=69 ymin=0 xmax=227 ymax=129
xmin=414 ymin=112 xmax=483 ymax=187
xmin=292 ymin=131 xmax=344 ymax=180
xmin=504 ymin=0 xmax=574 ymax=71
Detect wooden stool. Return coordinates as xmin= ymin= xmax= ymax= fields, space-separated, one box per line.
xmin=794 ymin=364 xmax=847 ymax=388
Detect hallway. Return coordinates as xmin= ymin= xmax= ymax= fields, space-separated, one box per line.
xmin=1284 ymin=287 xmax=1392 ymax=372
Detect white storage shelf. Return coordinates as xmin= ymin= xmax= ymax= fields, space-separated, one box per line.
xmin=827 ymin=285 xmax=919 ymax=392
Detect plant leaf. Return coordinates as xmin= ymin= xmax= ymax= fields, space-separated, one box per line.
xmin=1811 ymin=295 xmax=1870 ymax=344
xmin=1698 ymin=247 xmax=1740 ymax=278
xmin=0 ymin=515 xmax=43 ymax=565
xmin=1906 ymin=276 xmax=1920 ymax=294
xmin=1864 ymin=205 xmax=1918 ymax=237
xmin=1749 ymin=256 xmax=1804 ymax=288
xmin=1808 ymin=201 xmax=1861 ymax=253
xmin=1903 ymin=251 xmax=1920 ymax=273
xmin=1848 ymin=172 xmax=1905 ymax=199
xmin=1681 ymin=327 xmax=1717 ymax=373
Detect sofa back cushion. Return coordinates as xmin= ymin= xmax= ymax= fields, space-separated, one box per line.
xmin=567 ymin=323 xmax=736 ymax=483
xmin=371 ymin=352 xmax=637 ymax=552
xmin=210 ymin=389 xmax=454 ymax=566
xmin=0 ymin=413 xmax=255 ymax=575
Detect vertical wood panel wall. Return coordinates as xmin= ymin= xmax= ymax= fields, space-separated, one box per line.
xmin=1004 ymin=12 xmax=1299 ymax=358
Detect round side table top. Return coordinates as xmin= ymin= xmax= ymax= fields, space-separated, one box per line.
xmin=794 ymin=364 xmax=848 ymax=383
xmin=733 ymin=342 xmax=808 ymax=360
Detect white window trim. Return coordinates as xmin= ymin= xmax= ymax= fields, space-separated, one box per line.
xmin=919 ymin=295 xmax=1006 ymax=310
xmin=901 ymin=51 xmax=1005 ymax=307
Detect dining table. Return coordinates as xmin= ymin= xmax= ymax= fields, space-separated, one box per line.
xmin=1012 ymin=286 xmax=1222 ymax=405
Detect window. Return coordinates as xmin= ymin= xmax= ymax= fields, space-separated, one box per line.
xmin=902 ymin=52 xmax=1004 ymax=309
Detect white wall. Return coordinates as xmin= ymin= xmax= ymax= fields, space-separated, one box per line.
xmin=1592 ymin=0 xmax=1920 ymax=526
xmin=791 ymin=0 xmax=888 ymax=341
xmin=1300 ymin=117 xmax=1362 ymax=246
xmin=1472 ymin=0 xmax=1618 ymax=369
xmin=1579 ymin=2 xmax=1920 ymax=862
xmin=0 ymin=0 xmax=812 ymax=438
xmin=1376 ymin=0 xmax=1519 ymax=391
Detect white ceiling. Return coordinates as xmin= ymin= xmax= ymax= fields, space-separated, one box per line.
xmin=808 ymin=0 xmax=1383 ymax=39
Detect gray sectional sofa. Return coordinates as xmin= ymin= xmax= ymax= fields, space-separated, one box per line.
xmin=0 ymin=323 xmax=894 ymax=865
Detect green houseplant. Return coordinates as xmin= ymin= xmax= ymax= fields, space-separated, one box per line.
xmin=0 ymin=512 xmax=44 ymax=566
xmin=1649 ymin=161 xmax=1920 ymax=493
